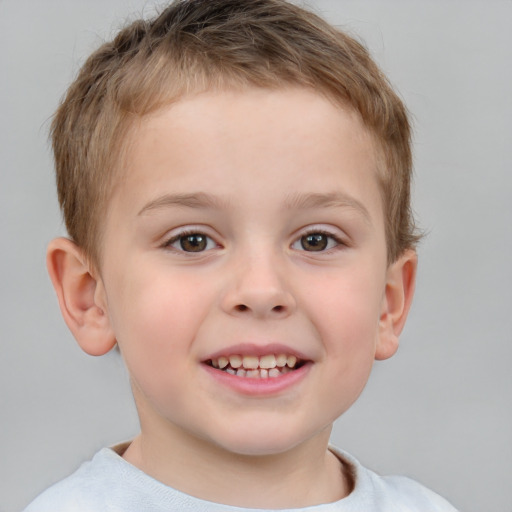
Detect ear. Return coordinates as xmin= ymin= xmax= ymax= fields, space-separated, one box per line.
xmin=375 ymin=249 xmax=417 ymax=361
xmin=46 ymin=237 xmax=117 ymax=356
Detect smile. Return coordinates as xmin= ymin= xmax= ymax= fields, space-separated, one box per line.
xmin=206 ymin=354 xmax=304 ymax=379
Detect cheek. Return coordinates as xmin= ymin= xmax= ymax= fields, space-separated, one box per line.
xmin=305 ymin=265 xmax=385 ymax=406
xmin=105 ymin=265 xmax=212 ymax=375
xmin=311 ymin=271 xmax=383 ymax=350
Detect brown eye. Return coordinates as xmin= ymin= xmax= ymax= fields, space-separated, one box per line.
xmin=180 ymin=234 xmax=208 ymax=252
xmin=165 ymin=230 xmax=218 ymax=253
xmin=301 ymin=233 xmax=329 ymax=251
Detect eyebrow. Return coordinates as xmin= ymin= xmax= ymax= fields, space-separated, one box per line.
xmin=138 ymin=192 xmax=228 ymax=216
xmin=138 ymin=190 xmax=371 ymax=223
xmin=284 ymin=191 xmax=372 ymax=223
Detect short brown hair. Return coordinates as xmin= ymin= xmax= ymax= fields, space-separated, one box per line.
xmin=51 ymin=0 xmax=420 ymax=266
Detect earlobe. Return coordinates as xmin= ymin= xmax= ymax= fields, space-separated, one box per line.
xmin=375 ymin=249 xmax=417 ymax=361
xmin=46 ymin=237 xmax=117 ymax=356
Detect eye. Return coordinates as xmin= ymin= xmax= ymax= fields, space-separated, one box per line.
xmin=165 ymin=231 xmax=217 ymax=253
xmin=292 ymin=231 xmax=343 ymax=252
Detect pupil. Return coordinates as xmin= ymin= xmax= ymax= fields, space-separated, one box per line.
xmin=302 ymin=233 xmax=327 ymax=251
xmin=181 ymin=234 xmax=207 ymax=252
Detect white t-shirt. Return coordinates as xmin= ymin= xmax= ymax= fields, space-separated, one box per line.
xmin=24 ymin=445 xmax=458 ymax=511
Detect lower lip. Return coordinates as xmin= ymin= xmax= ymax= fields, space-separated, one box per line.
xmin=203 ymin=362 xmax=312 ymax=396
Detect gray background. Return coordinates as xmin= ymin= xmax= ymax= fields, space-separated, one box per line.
xmin=1 ymin=1 xmax=511 ymax=511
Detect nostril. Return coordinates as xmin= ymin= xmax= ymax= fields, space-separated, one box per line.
xmin=272 ymin=305 xmax=284 ymax=312
xmin=235 ymin=304 xmax=249 ymax=312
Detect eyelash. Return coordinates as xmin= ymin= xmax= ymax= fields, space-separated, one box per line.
xmin=291 ymin=229 xmax=346 ymax=253
xmin=162 ymin=229 xmax=219 ymax=254
xmin=162 ymin=228 xmax=345 ymax=254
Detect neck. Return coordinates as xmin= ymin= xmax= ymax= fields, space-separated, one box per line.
xmin=123 ymin=423 xmax=351 ymax=508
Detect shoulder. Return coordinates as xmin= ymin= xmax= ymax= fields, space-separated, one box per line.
xmin=23 ymin=448 xmax=130 ymax=512
xmin=372 ymin=474 xmax=459 ymax=512
xmin=330 ymin=447 xmax=459 ymax=512
xmin=23 ymin=444 xmax=197 ymax=512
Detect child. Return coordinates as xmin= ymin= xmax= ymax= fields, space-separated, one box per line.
xmin=25 ymin=0 xmax=458 ymax=510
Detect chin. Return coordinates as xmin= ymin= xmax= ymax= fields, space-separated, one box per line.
xmin=207 ymin=423 xmax=324 ymax=458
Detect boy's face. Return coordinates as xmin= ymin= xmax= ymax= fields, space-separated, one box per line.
xmin=95 ymin=87 xmax=402 ymax=456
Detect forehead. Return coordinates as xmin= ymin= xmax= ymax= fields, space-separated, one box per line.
xmin=113 ymin=87 xmax=383 ymax=222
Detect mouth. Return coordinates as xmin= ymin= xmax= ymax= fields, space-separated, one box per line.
xmin=205 ymin=353 xmax=306 ymax=379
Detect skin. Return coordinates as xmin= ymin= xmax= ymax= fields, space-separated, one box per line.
xmin=47 ymin=87 xmax=416 ymax=508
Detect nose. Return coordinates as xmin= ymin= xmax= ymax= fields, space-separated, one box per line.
xmin=220 ymin=252 xmax=296 ymax=319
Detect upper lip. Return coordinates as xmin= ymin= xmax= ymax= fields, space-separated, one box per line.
xmin=204 ymin=343 xmax=310 ymax=362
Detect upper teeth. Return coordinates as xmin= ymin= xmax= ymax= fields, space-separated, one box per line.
xmin=210 ymin=354 xmax=298 ymax=370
